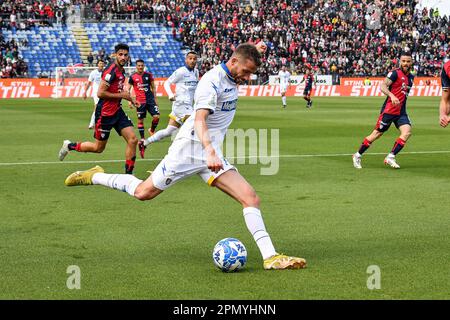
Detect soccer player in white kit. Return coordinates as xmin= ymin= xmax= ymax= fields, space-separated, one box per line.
xmin=140 ymin=51 xmax=199 ymax=151
xmin=278 ymin=65 xmax=291 ymax=108
xmin=83 ymin=59 xmax=105 ymax=129
xmin=64 ymin=43 xmax=306 ymax=270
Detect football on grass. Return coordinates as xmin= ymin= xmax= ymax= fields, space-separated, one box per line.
xmin=212 ymin=238 xmax=247 ymax=272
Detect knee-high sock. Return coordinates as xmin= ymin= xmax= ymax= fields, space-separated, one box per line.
xmin=150 ymin=117 xmax=160 ymax=133
xmin=125 ymin=156 xmax=136 ymax=174
xmin=138 ymin=123 xmax=145 ymax=139
xmin=357 ymin=138 xmax=371 ymax=155
xmin=144 ymin=125 xmax=178 ymax=146
xmin=282 ymin=96 xmax=287 ymax=105
xmin=68 ymin=142 xmax=82 ymax=152
xmin=92 ymin=173 xmax=142 ymax=197
xmin=390 ymin=138 xmax=406 ymax=155
xmin=243 ymin=207 xmax=276 ymax=260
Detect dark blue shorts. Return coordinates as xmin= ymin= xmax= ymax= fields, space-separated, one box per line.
xmin=94 ymin=107 xmax=134 ymax=141
xmin=303 ymin=87 xmax=312 ymax=96
xmin=137 ymin=102 xmax=160 ymax=119
xmin=375 ymin=113 xmax=411 ymax=133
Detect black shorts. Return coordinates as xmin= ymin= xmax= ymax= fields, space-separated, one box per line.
xmin=303 ymin=87 xmax=312 ymax=96
xmin=375 ymin=113 xmax=411 ymax=133
xmin=137 ymin=102 xmax=160 ymax=119
xmin=94 ymin=107 xmax=134 ymax=141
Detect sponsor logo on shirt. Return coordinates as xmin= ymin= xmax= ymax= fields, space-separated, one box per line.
xmin=221 ymin=99 xmax=238 ymax=111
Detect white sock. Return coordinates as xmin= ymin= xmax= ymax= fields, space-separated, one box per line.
xmin=355 ymin=152 xmax=361 ymax=157
xmin=89 ymin=111 xmax=96 ymax=127
xmin=243 ymin=207 xmax=276 ymax=260
xmin=92 ymin=173 xmax=142 ymax=197
xmin=144 ymin=125 xmax=178 ymax=146
xmin=282 ymin=96 xmax=286 ymax=105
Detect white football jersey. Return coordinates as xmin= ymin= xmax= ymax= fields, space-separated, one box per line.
xmin=174 ymin=63 xmax=238 ymax=148
xmin=278 ymin=70 xmax=291 ymax=86
xmin=166 ymin=66 xmax=199 ymax=107
xmin=88 ymin=69 xmax=102 ymax=98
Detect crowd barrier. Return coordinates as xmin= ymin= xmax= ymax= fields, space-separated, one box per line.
xmin=0 ymin=77 xmax=443 ymax=99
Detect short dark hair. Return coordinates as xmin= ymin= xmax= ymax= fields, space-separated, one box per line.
xmin=232 ymin=43 xmax=262 ymax=67
xmin=186 ymin=51 xmax=197 ymax=57
xmin=136 ymin=59 xmax=145 ymax=64
xmin=97 ymin=59 xmax=104 ymax=65
xmin=115 ymin=43 xmax=129 ymax=53
xmin=400 ymin=49 xmax=412 ymax=57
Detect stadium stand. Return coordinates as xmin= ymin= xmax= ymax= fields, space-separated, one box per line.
xmin=175 ymin=0 xmax=449 ymax=81
xmin=84 ymin=23 xmax=185 ymax=77
xmin=2 ymin=25 xmax=81 ymax=77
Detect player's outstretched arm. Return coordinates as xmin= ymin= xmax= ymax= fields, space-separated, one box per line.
xmin=194 ymin=109 xmax=223 ymax=173
xmin=439 ymin=89 xmax=450 ymax=128
xmin=381 ymin=78 xmax=399 ymax=106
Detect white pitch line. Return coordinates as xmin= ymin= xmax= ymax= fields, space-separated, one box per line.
xmin=1 ymin=150 xmax=450 ymax=166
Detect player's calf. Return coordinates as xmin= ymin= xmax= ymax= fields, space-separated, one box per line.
xmin=133 ymin=178 xmax=163 ymax=200
xmin=91 ymin=142 xmax=106 ymax=153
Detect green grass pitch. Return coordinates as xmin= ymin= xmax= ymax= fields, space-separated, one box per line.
xmin=0 ymin=96 xmax=449 ymax=299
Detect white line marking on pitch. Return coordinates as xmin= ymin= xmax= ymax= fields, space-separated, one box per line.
xmin=0 ymin=150 xmax=449 ymax=166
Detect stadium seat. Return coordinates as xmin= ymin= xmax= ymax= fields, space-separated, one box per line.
xmin=2 ymin=23 xmax=184 ymax=77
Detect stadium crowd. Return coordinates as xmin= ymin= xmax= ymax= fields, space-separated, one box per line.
xmin=0 ymin=0 xmax=448 ymax=80
xmin=0 ymin=34 xmax=28 ymax=78
xmin=71 ymin=0 xmax=450 ymax=79
xmin=0 ymin=0 xmax=70 ymax=29
xmin=172 ymin=0 xmax=449 ymax=80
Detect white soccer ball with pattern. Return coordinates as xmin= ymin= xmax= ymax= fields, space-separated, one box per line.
xmin=212 ymin=238 xmax=247 ymax=272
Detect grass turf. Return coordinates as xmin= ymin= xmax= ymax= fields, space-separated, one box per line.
xmin=0 ymin=96 xmax=449 ymax=299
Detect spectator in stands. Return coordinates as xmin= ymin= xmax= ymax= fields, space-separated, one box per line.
xmin=0 ymin=37 xmax=28 ymax=78
xmin=87 ymin=52 xmax=94 ymax=67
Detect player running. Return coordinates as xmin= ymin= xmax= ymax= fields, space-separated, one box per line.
xmin=439 ymin=59 xmax=450 ymax=128
xmin=59 ymin=43 xmax=139 ymax=174
xmin=300 ymin=65 xmax=315 ymax=108
xmin=278 ymin=65 xmax=290 ymax=108
xmin=139 ymin=51 xmax=199 ymax=153
xmin=352 ymin=51 xmax=414 ymax=169
xmin=128 ymin=59 xmax=160 ymax=158
xmin=83 ymin=59 xmax=105 ymax=129
xmin=64 ymin=42 xmax=306 ymax=270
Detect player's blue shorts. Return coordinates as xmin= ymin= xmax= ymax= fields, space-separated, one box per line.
xmin=137 ymin=101 xmax=160 ymax=119
xmin=375 ymin=113 xmax=411 ymax=133
xmin=303 ymin=86 xmax=312 ymax=96
xmin=94 ymin=107 xmax=134 ymax=141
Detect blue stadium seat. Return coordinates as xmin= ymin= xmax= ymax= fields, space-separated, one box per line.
xmin=84 ymin=23 xmax=185 ymax=77
xmin=3 ymin=23 xmax=185 ymax=77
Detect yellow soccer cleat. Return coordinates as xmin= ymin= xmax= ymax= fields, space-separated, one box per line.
xmin=263 ymin=253 xmax=307 ymax=270
xmin=64 ymin=165 xmax=104 ymax=186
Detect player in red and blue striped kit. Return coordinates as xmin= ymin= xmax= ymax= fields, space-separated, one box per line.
xmin=128 ymin=59 xmax=160 ymax=158
xmin=58 ymin=43 xmax=139 ymax=174
xmin=300 ymin=65 xmax=315 ymax=108
xmin=352 ymin=51 xmax=414 ymax=169
xmin=439 ymin=59 xmax=450 ymax=128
